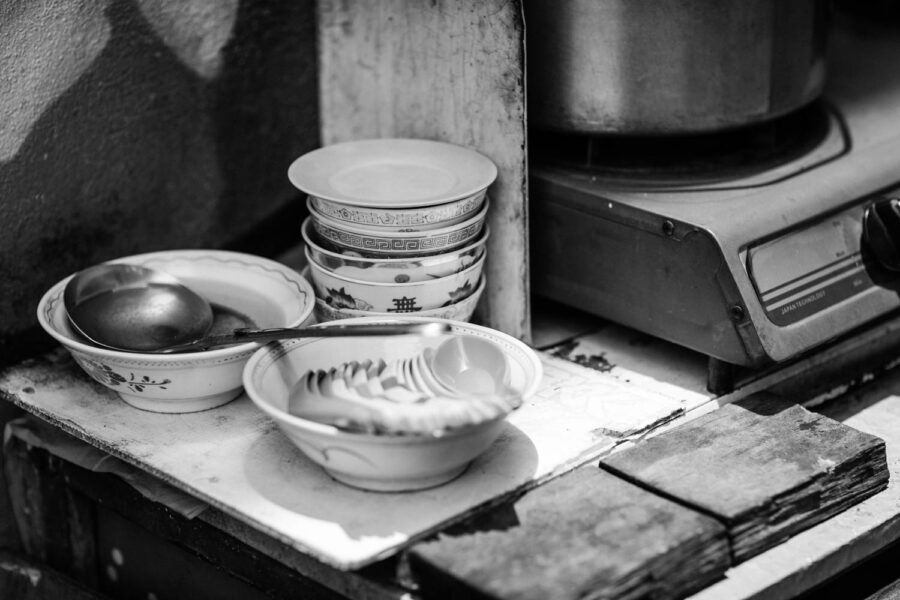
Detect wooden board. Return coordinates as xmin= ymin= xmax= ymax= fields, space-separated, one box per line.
xmin=688 ymin=371 xmax=900 ymax=600
xmin=0 ymin=348 xmax=692 ymax=570
xmin=601 ymin=393 xmax=890 ymax=563
xmin=317 ymin=0 xmax=530 ymax=343
xmin=409 ymin=466 xmax=731 ymax=600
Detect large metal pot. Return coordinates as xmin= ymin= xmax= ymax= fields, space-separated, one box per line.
xmin=525 ymin=0 xmax=830 ymax=135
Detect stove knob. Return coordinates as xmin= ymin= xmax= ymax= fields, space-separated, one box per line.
xmin=863 ymin=197 xmax=900 ymax=271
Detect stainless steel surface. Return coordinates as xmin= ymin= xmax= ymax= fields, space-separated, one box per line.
xmin=64 ymin=263 xmax=214 ymax=352
xmin=525 ymin=0 xmax=829 ymax=134
xmin=530 ymin=15 xmax=900 ymax=367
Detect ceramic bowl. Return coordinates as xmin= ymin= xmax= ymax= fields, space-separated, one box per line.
xmin=242 ymin=316 xmax=542 ymax=491
xmin=306 ymin=247 xmax=484 ymax=313
xmin=314 ymin=276 xmax=485 ymax=323
xmin=309 ymin=201 xmax=489 ymax=257
xmin=37 ymin=250 xmax=315 ymax=414
xmin=287 ymin=138 xmax=498 ymax=208
xmin=307 ymin=190 xmax=485 ymax=232
xmin=302 ymin=218 xmax=488 ymax=284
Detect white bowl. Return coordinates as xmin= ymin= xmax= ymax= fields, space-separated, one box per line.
xmin=302 ymin=218 xmax=488 ymax=284
xmin=287 ymin=138 xmax=498 ymax=208
xmin=242 ymin=316 xmax=542 ymax=491
xmin=37 ymin=250 xmax=315 ymax=413
xmin=306 ymin=247 xmax=484 ymax=313
xmin=310 ymin=201 xmax=489 ymax=257
xmin=314 ymin=276 xmax=485 ymax=323
xmin=308 ymin=190 xmax=485 ymax=232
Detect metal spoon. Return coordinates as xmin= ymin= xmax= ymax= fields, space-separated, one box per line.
xmin=428 ymin=335 xmax=511 ymax=396
xmin=64 ymin=263 xmax=214 ymax=352
xmin=155 ymin=321 xmax=451 ymax=353
xmin=64 ymin=263 xmax=451 ymax=353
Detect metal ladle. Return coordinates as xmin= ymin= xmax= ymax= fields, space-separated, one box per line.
xmin=63 ymin=263 xmax=450 ymax=353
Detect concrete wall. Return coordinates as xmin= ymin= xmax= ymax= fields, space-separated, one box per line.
xmin=0 ymin=0 xmax=319 ymax=366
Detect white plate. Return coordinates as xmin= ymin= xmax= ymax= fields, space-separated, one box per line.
xmin=287 ymin=139 xmax=498 ymax=208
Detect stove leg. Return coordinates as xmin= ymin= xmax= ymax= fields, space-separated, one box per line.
xmin=707 ymin=357 xmax=736 ymax=395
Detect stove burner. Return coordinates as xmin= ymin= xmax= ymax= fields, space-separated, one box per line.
xmin=532 ymin=102 xmax=834 ymax=187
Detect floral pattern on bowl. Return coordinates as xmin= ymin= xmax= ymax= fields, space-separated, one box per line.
xmin=74 ymin=355 xmax=172 ymax=393
xmin=309 ymin=201 xmax=489 ymax=258
xmin=313 ymin=277 xmax=486 ymax=323
xmin=307 ymin=249 xmax=485 ymax=313
xmin=321 ymin=287 xmax=375 ymax=311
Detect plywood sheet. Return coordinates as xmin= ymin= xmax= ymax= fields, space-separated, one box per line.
xmin=0 ymin=349 xmax=689 ymax=570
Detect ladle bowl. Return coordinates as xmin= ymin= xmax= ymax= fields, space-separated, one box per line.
xmin=64 ymin=263 xmax=215 ymax=352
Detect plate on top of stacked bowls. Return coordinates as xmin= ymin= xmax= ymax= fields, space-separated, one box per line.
xmin=288 ymin=138 xmax=496 ymax=323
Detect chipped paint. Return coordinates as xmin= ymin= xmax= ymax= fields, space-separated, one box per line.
xmin=546 ymin=339 xmax=616 ymax=373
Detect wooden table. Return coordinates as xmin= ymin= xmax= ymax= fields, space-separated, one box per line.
xmin=4 ymin=298 xmax=900 ymax=599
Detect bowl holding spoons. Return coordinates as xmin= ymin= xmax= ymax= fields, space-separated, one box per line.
xmin=38 ymin=249 xmax=317 ymax=413
xmin=243 ymin=316 xmax=543 ymax=491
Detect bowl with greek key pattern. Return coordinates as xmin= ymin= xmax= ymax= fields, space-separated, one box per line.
xmin=303 ymin=218 xmax=488 ymax=284
xmin=309 ymin=201 xmax=489 ymax=258
xmin=307 ymin=189 xmax=485 ymax=232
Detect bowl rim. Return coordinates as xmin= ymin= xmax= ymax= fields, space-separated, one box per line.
xmin=302 ymin=217 xmax=490 ymax=265
xmin=242 ymin=316 xmax=543 ymax=440
xmin=313 ymin=275 xmax=486 ymax=316
xmin=305 ymin=246 xmax=486 ymax=288
xmin=287 ymin=138 xmax=498 ymax=208
xmin=309 ymin=188 xmax=484 ymax=216
xmin=36 ymin=249 xmax=315 ymax=362
xmin=310 ymin=199 xmax=489 ymax=240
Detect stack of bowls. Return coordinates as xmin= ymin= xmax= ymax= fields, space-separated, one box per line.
xmin=288 ymin=138 xmax=497 ymax=322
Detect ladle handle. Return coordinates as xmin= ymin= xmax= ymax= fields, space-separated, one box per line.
xmin=157 ymin=322 xmax=452 ymax=353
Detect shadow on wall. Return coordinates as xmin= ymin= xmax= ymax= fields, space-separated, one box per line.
xmin=0 ymin=0 xmax=319 ymax=366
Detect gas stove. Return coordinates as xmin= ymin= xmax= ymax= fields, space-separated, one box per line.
xmin=530 ymin=16 xmax=900 ymax=371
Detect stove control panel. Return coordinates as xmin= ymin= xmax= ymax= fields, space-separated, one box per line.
xmin=747 ymin=201 xmax=896 ymax=327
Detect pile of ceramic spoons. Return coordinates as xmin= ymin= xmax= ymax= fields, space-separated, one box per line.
xmin=287 ymin=336 xmax=519 ymax=435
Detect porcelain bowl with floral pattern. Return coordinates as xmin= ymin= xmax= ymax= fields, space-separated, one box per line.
xmin=309 ymin=201 xmax=489 ymax=258
xmin=302 ymin=218 xmax=488 ymax=284
xmin=314 ymin=276 xmax=485 ymax=323
xmin=242 ymin=316 xmax=542 ymax=491
xmin=37 ymin=249 xmax=315 ymax=414
xmin=307 ymin=190 xmax=485 ymax=232
xmin=306 ymin=247 xmax=484 ymax=313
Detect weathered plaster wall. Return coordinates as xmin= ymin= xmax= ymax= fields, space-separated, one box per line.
xmin=0 ymin=0 xmax=319 ymax=365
